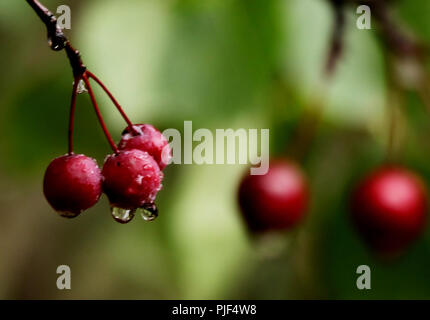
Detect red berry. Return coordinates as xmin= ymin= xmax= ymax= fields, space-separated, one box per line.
xmin=43 ymin=154 xmax=102 ymax=218
xmin=351 ymin=166 xmax=428 ymax=255
xmin=238 ymin=159 xmax=309 ymax=232
xmin=102 ymin=149 xmax=163 ymax=209
xmin=118 ymin=124 xmax=171 ymax=170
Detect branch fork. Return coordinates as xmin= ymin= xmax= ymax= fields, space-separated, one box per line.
xmin=26 ymin=0 xmax=138 ymax=155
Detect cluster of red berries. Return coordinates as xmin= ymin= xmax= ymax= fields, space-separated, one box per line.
xmin=27 ymin=0 xmax=171 ymax=223
xmin=238 ymin=160 xmax=427 ymax=256
xmin=44 ymin=122 xmax=171 ymax=223
xmin=43 ymin=69 xmax=171 ymax=223
xmin=25 ymin=0 xmax=171 ymax=223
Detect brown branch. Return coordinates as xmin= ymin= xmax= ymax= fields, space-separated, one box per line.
xmin=26 ymin=0 xmax=67 ymax=51
xmin=325 ymin=0 xmax=346 ymax=76
xmin=26 ymin=0 xmax=86 ymax=77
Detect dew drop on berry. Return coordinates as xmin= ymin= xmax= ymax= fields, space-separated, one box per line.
xmin=137 ymin=203 xmax=158 ymax=222
xmin=111 ymin=206 xmax=136 ymax=224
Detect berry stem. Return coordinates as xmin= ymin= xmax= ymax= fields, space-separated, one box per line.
xmin=85 ymin=70 xmax=137 ymax=134
xmin=83 ymin=74 xmax=119 ymax=154
xmin=68 ymin=78 xmax=80 ymax=155
xmin=26 ymin=0 xmax=134 ymax=129
xmin=384 ymin=56 xmax=404 ymax=163
xmin=284 ymin=2 xmax=343 ymax=161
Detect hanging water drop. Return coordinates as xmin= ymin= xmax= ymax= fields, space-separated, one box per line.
xmin=111 ymin=206 xmax=136 ymax=224
xmin=76 ymin=79 xmax=88 ymax=94
xmin=47 ymin=35 xmax=66 ymax=51
xmin=138 ymin=203 xmax=158 ymax=222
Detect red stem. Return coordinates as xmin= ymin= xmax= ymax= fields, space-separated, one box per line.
xmin=82 ymin=73 xmax=119 ymax=154
xmin=68 ymin=77 xmax=80 ymax=155
xmin=85 ymin=70 xmax=137 ymax=134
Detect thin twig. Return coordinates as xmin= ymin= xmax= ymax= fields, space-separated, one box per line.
xmin=26 ymin=0 xmax=137 ymax=153
xmin=325 ymin=0 xmax=346 ymax=76
xmin=26 ymin=0 xmax=67 ymax=51
xmin=27 ymin=0 xmax=86 ymax=77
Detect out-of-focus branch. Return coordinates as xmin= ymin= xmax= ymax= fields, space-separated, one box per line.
xmin=368 ymin=0 xmax=427 ymax=59
xmin=325 ymin=0 xmax=347 ymax=76
xmin=366 ymin=0 xmax=430 ymax=114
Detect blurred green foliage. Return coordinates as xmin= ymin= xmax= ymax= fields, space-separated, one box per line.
xmin=1 ymin=0 xmax=430 ymax=299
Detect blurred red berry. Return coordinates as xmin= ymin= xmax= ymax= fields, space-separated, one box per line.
xmin=119 ymin=124 xmax=171 ymax=170
xmin=43 ymin=154 xmax=102 ymax=218
xmin=102 ymin=149 xmax=163 ymax=209
xmin=351 ymin=166 xmax=428 ymax=255
xmin=238 ymin=159 xmax=309 ymax=232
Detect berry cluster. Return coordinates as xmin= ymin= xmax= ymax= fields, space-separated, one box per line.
xmin=41 ymin=65 xmax=172 ymax=223
xmin=238 ymin=160 xmax=428 ymax=257
xmin=237 ymin=0 xmax=430 ymax=258
xmin=44 ymin=122 xmax=170 ymax=224
xmin=27 ymin=0 xmax=171 ymax=223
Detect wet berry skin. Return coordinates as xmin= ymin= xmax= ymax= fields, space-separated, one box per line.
xmin=118 ymin=124 xmax=171 ymax=170
xmin=238 ymin=159 xmax=309 ymax=232
xmin=351 ymin=166 xmax=428 ymax=255
xmin=102 ymin=149 xmax=163 ymax=209
xmin=43 ymin=154 xmax=102 ymax=218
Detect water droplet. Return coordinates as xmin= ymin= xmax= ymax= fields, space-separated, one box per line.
xmin=137 ymin=203 xmax=158 ymax=222
xmin=111 ymin=207 xmax=136 ymax=224
xmin=75 ymin=79 xmax=88 ymax=94
xmin=58 ymin=210 xmax=80 ymax=219
xmin=47 ymin=35 xmax=66 ymax=51
xmin=136 ymin=175 xmax=144 ymax=184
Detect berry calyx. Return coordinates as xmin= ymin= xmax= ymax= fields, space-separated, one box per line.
xmin=43 ymin=154 xmax=102 ymax=218
xmin=102 ymin=149 xmax=163 ymax=209
xmin=351 ymin=166 xmax=428 ymax=255
xmin=238 ymin=159 xmax=309 ymax=233
xmin=119 ymin=124 xmax=171 ymax=170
